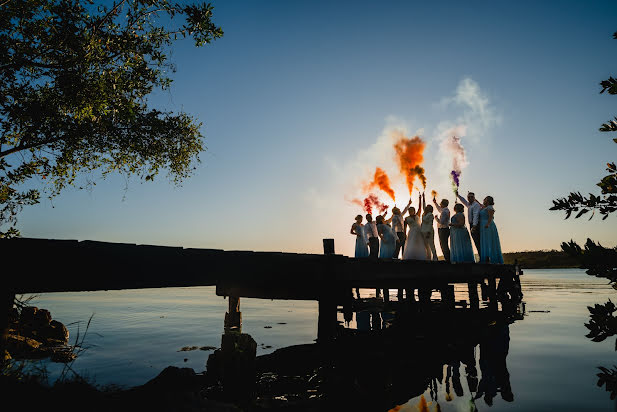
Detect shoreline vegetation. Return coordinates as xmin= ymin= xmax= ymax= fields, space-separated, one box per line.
xmin=502 ymin=250 xmax=580 ymax=269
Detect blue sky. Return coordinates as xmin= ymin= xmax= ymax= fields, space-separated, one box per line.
xmin=16 ymin=0 xmax=617 ymax=256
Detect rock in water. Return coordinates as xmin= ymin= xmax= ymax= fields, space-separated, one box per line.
xmin=46 ymin=320 xmax=70 ymax=344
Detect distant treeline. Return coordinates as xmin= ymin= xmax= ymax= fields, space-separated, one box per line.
xmin=502 ymin=250 xmax=580 ymax=269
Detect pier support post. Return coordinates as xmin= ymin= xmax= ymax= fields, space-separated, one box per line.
xmin=487 ymin=277 xmax=498 ymax=310
xmin=224 ymin=296 xmax=242 ymax=331
xmin=322 ymin=239 xmax=335 ymax=255
xmin=468 ymin=282 xmax=479 ymax=310
xmin=418 ymin=287 xmax=432 ymax=305
xmin=441 ymin=285 xmax=455 ymax=310
xmin=317 ymin=297 xmax=337 ymax=343
xmin=1 ymin=289 xmax=14 ymax=357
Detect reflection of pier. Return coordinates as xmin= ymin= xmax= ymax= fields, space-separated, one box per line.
xmin=2 ymin=237 xmax=522 ymax=342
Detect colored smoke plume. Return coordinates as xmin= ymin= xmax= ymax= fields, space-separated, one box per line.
xmin=363 ymin=193 xmax=389 ymax=215
xmin=442 ymin=135 xmax=467 ymax=193
xmin=393 ymin=132 xmax=427 ymax=195
xmin=412 ymin=165 xmax=427 ymax=189
xmin=367 ymin=167 xmax=396 ymax=201
xmin=350 ymin=198 xmax=364 ymax=209
xmin=431 ymin=190 xmax=438 ymax=199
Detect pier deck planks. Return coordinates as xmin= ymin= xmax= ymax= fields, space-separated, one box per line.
xmin=3 ymin=238 xmax=519 ymax=300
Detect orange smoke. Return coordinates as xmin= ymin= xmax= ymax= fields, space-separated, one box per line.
xmin=367 ymin=167 xmax=396 ymax=201
xmin=413 ymin=165 xmax=427 ymax=189
xmin=394 ymin=133 xmax=427 ymax=194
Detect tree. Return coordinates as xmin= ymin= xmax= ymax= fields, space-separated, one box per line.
xmin=550 ymin=31 xmax=617 ymax=400
xmin=0 ymin=0 xmax=223 ymax=237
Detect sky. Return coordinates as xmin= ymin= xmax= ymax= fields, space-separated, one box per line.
xmin=15 ymin=0 xmax=617 ymax=257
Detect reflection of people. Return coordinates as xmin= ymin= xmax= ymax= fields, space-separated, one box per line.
xmin=365 ymin=214 xmax=379 ymax=258
xmin=433 ymin=197 xmax=451 ymax=262
xmin=403 ymin=193 xmax=426 ymax=260
xmin=475 ymin=324 xmax=513 ymax=405
xmin=351 ymin=215 xmax=369 ymax=258
xmin=449 ymin=203 xmax=475 ymax=263
xmin=479 ymin=196 xmax=504 ymax=264
xmin=456 ymin=191 xmax=482 ymax=255
xmin=377 ymin=215 xmax=397 ymax=259
xmin=420 ymin=198 xmax=438 ymax=261
xmin=461 ymin=346 xmax=478 ymax=394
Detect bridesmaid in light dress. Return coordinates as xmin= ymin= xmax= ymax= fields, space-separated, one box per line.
xmin=376 ymin=215 xmax=397 ymax=259
xmin=449 ymin=203 xmax=475 ymax=263
xmin=479 ymin=196 xmax=504 ymax=264
xmin=351 ymin=214 xmax=369 ymax=258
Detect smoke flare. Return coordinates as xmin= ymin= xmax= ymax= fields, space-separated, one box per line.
xmin=450 ymin=170 xmax=461 ymax=193
xmin=367 ymin=167 xmax=396 ymax=201
xmin=393 ymin=132 xmax=427 ymax=195
xmin=431 ymin=190 xmax=438 ymax=199
xmin=442 ymin=135 xmax=467 ymax=194
xmin=363 ymin=193 xmax=389 ymax=215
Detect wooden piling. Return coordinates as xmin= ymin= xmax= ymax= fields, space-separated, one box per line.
xmin=441 ymin=285 xmax=455 ymax=310
xmin=322 ymin=239 xmax=335 ymax=255
xmin=487 ymin=277 xmax=498 ymax=310
xmin=224 ymin=295 xmax=242 ymax=331
xmin=317 ymin=298 xmax=337 ymax=342
xmin=1 ymin=290 xmax=14 ymax=355
xmin=468 ymin=282 xmax=479 ymax=310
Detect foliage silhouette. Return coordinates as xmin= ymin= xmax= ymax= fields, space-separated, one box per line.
xmin=551 ymin=30 xmax=617 ymax=400
xmin=0 ymin=0 xmax=223 ymax=237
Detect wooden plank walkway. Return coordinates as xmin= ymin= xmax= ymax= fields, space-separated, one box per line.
xmin=2 ymin=237 xmax=519 ymax=299
xmin=1 ymin=237 xmax=523 ymax=343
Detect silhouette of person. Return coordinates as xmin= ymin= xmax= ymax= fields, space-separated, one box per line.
xmin=365 ymin=214 xmax=380 ymax=258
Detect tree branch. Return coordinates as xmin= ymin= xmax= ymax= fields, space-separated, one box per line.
xmin=0 ymin=138 xmax=62 ymax=158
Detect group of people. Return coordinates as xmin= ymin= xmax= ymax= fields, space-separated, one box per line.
xmin=350 ymin=191 xmax=503 ymax=264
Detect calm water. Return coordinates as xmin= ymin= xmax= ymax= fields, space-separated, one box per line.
xmin=23 ymin=269 xmax=616 ymax=411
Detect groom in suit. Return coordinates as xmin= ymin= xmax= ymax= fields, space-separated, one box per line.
xmin=365 ymin=213 xmax=379 ymax=258
xmin=456 ymin=191 xmax=482 ymax=255
xmin=433 ymin=197 xmax=451 ymax=262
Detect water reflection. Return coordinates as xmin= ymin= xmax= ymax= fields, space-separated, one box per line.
xmin=206 ymin=285 xmax=526 ymax=411
xmin=344 ymin=294 xmax=524 ymax=411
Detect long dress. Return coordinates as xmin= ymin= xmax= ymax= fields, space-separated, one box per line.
xmin=354 ymin=223 xmax=369 ymax=258
xmin=450 ymin=212 xmax=475 ymax=263
xmin=479 ymin=206 xmax=504 ymax=264
xmin=420 ymin=212 xmax=438 ymax=261
xmin=402 ymin=215 xmax=427 ymax=260
xmin=377 ymin=223 xmax=397 ymax=259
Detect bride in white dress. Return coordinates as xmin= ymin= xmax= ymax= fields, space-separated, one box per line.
xmin=402 ymin=193 xmax=427 ymax=260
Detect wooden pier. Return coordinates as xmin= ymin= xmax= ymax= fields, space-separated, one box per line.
xmin=1 ymin=237 xmax=523 ymax=342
